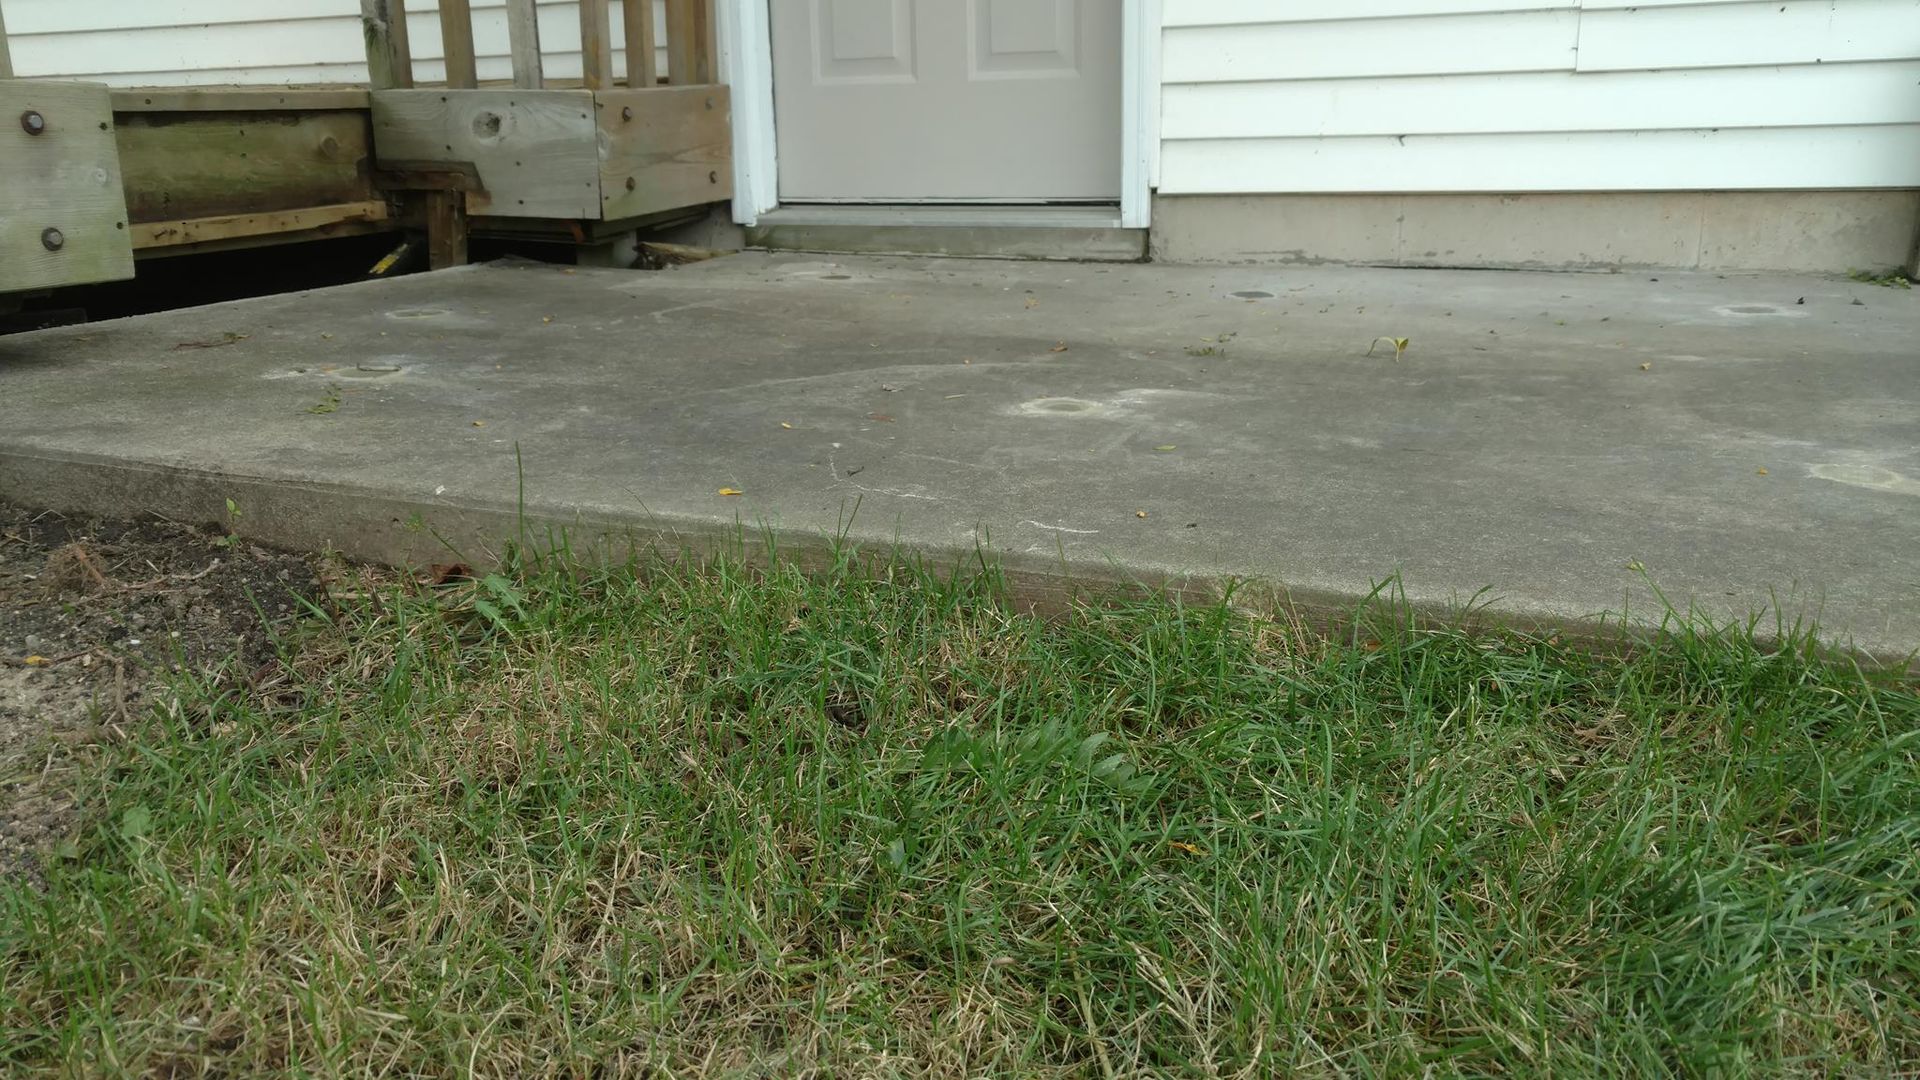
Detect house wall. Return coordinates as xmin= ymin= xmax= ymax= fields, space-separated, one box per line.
xmin=1154 ymin=0 xmax=1920 ymax=271
xmin=3 ymin=0 xmax=671 ymax=86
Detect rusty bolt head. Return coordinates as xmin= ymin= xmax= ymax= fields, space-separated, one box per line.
xmin=625 ymin=176 xmax=637 ymax=191
xmin=21 ymin=111 xmax=46 ymax=135
xmin=41 ymin=227 xmax=65 ymax=252
xmin=621 ymin=106 xmax=633 ymax=121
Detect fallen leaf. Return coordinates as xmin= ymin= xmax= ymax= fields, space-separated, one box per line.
xmin=869 ymin=413 xmax=895 ymax=423
xmin=717 ymin=487 xmax=744 ymax=496
xmin=1024 ymin=297 xmax=1039 ymax=309
xmin=1639 ymin=363 xmax=1652 ymax=371
xmin=23 ymin=655 xmax=50 ymax=667
xmin=1135 ymin=510 xmax=1148 ymax=519
xmin=780 ymin=422 xmax=794 ymax=429
xmin=880 ymin=384 xmax=900 ymax=392
xmin=1756 ymin=467 xmax=1770 ymax=476
xmin=1168 ymin=841 xmax=1208 ymax=856
xmin=320 ymin=332 xmax=334 ymax=340
xmin=1154 ymin=445 xmax=1177 ymax=452
xmin=1049 ymin=342 xmax=1069 ymax=353
xmin=541 ymin=315 xmax=555 ymax=324
xmin=1626 ymin=560 xmax=1646 ymax=572
xmin=471 ymin=420 xmax=485 ymax=427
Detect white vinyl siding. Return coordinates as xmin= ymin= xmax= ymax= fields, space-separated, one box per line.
xmin=1159 ymin=0 xmax=1920 ymax=193
xmin=3 ymin=0 xmax=671 ymax=87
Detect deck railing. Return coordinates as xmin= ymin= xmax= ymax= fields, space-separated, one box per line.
xmin=358 ymin=0 xmax=716 ymax=93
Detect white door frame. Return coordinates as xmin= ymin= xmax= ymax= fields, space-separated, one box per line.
xmin=717 ymin=0 xmax=1158 ymax=228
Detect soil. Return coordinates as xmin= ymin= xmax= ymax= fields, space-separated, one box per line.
xmin=0 ymin=503 xmax=324 ymax=885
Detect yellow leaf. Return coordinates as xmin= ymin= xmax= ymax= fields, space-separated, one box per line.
xmin=24 ymin=655 xmax=51 ymax=667
xmin=471 ymin=420 xmax=485 ymax=428
xmin=1756 ymin=467 xmax=1769 ymax=476
xmin=1169 ymin=841 xmax=1207 ymax=856
xmin=541 ymin=315 xmax=554 ymax=325
xmin=1154 ymin=445 xmax=1177 ymax=452
xmin=1136 ymin=510 xmax=1148 ymax=519
xmin=1640 ymin=363 xmax=1652 ymax=371
xmin=779 ymin=422 xmax=793 ymax=430
xmin=717 ymin=488 xmax=744 ymax=497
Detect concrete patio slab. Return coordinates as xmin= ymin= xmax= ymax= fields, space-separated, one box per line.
xmin=1 ymin=254 xmax=1916 ymax=656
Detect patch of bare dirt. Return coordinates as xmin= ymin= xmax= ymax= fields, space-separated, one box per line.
xmin=0 ymin=503 xmax=323 ymax=884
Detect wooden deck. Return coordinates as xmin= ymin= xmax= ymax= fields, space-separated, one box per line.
xmin=2 ymin=0 xmax=728 ymax=296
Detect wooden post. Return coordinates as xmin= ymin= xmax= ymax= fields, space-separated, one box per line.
xmin=0 ymin=1 xmax=14 ymax=79
xmin=504 ymin=0 xmax=545 ymax=89
xmin=579 ymin=0 xmax=613 ymax=90
xmin=361 ymin=0 xmax=414 ymax=90
xmin=425 ymin=190 xmax=468 ymax=269
xmin=438 ymin=0 xmax=478 ymax=89
xmin=622 ymin=0 xmax=657 ymax=87
xmin=664 ymin=0 xmax=715 ymax=85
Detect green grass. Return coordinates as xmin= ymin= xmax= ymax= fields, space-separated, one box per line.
xmin=2 ymin=548 xmax=1917 ymax=1077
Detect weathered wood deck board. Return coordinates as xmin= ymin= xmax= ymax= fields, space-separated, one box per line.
xmin=1 ymin=82 xmax=134 ymax=293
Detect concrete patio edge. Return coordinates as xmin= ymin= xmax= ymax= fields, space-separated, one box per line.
xmin=5 ymin=447 xmax=1899 ymax=669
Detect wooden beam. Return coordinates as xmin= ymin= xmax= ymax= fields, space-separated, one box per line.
xmin=372 ymin=89 xmax=601 ymax=220
xmin=664 ymin=0 xmax=715 ymax=86
xmin=622 ymin=0 xmax=658 ymax=87
xmin=425 ymin=191 xmax=469 ymax=268
xmin=361 ymin=0 xmax=414 ymax=90
xmin=112 ymin=88 xmax=372 ymax=112
xmin=1 ymin=81 xmax=134 ymax=293
xmin=130 ymin=201 xmax=393 ymax=250
xmin=596 ymin=85 xmax=731 ymax=221
xmin=438 ymin=0 xmax=478 ymax=90
xmin=116 ymin=110 xmax=376 ymax=223
xmin=579 ymin=0 xmax=614 ymax=91
xmin=505 ymin=0 xmax=545 ymax=89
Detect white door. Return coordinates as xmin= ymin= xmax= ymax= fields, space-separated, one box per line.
xmin=770 ymin=0 xmax=1123 ymax=202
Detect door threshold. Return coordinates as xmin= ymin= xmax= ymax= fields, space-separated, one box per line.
xmin=756 ymin=204 xmax=1125 ymax=230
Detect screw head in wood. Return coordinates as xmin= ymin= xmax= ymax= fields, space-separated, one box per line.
xmin=41 ymin=227 xmax=65 ymax=251
xmin=621 ymin=106 xmax=633 ymax=121
xmin=625 ymin=176 xmax=637 ymax=191
xmin=709 ymin=171 xmax=718 ymax=184
xmin=21 ymin=111 xmax=46 ymax=135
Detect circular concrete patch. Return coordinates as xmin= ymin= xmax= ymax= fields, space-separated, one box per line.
xmin=1018 ymin=397 xmax=1102 ymax=416
xmin=1712 ymin=304 xmax=1806 ymax=319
